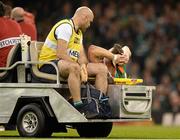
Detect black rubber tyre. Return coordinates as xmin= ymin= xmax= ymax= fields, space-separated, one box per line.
xmin=76 ymin=122 xmax=113 ymax=137
xmin=16 ymin=103 xmax=52 ymax=137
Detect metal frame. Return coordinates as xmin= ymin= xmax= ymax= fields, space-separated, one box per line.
xmin=0 ymin=39 xmax=156 ymax=125
xmin=0 ymin=83 xmax=155 ymax=124
xmin=0 ymin=61 xmax=60 ymax=85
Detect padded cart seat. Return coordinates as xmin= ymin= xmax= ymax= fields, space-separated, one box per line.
xmin=29 ymin=41 xmax=66 ymax=83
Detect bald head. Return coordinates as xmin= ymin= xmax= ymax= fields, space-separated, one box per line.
xmin=11 ymin=7 xmax=25 ymax=21
xmin=75 ymin=6 xmax=94 ymax=18
xmin=72 ymin=6 xmax=94 ymax=32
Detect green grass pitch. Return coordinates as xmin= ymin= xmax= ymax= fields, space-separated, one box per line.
xmin=0 ymin=125 xmax=180 ymax=139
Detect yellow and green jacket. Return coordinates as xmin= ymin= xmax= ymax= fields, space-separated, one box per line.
xmin=39 ymin=19 xmax=83 ymax=67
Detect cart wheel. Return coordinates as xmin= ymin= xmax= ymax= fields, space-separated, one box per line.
xmin=76 ymin=122 xmax=112 ymax=137
xmin=16 ymin=103 xmax=52 ymax=137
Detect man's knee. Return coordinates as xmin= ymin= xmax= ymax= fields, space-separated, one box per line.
xmin=69 ymin=63 xmax=81 ymax=74
xmin=97 ymin=63 xmax=108 ymax=74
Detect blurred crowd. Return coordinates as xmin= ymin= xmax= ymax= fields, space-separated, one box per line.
xmin=3 ymin=0 xmax=180 ymax=124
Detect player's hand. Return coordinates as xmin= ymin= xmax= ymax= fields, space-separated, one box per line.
xmin=116 ymin=46 xmax=131 ymax=65
xmin=80 ymin=64 xmax=88 ymax=83
xmin=112 ymin=54 xmax=121 ymax=66
xmin=113 ymin=53 xmax=129 ymax=66
xmin=118 ymin=53 xmax=129 ymax=65
xmin=122 ymin=46 xmax=131 ymax=59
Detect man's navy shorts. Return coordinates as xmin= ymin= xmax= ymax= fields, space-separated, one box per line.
xmin=39 ymin=60 xmax=59 ymax=74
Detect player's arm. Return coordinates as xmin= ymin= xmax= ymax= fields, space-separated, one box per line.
xmin=88 ymin=45 xmax=121 ymax=66
xmin=56 ymin=39 xmax=74 ymax=62
xmin=88 ymin=45 xmax=114 ymax=61
xmin=55 ymin=23 xmax=74 ymax=62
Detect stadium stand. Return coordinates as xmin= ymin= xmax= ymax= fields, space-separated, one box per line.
xmin=2 ymin=0 xmax=180 ymax=124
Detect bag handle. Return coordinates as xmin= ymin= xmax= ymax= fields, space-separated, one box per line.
xmin=85 ymin=82 xmax=104 ymax=101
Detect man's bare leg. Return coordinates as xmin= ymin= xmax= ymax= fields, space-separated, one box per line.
xmin=58 ymin=61 xmax=100 ymax=119
xmin=87 ymin=63 xmax=108 ymax=94
xmin=58 ymin=60 xmax=81 ymax=102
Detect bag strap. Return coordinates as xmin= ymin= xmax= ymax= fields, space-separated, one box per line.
xmin=86 ymin=83 xmax=92 ymax=103
xmin=86 ymin=82 xmax=104 ymax=101
xmin=88 ymin=82 xmax=96 ymax=89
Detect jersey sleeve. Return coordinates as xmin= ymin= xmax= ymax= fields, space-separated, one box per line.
xmin=55 ymin=23 xmax=72 ymax=42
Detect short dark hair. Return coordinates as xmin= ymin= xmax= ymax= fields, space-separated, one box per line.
xmin=0 ymin=1 xmax=5 ymax=17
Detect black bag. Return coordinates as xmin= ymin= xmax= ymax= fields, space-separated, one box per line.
xmin=81 ymin=83 xmax=112 ymax=119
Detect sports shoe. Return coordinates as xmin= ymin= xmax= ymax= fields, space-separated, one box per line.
xmin=99 ymin=95 xmax=113 ymax=119
xmin=68 ymin=97 xmax=99 ymax=119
